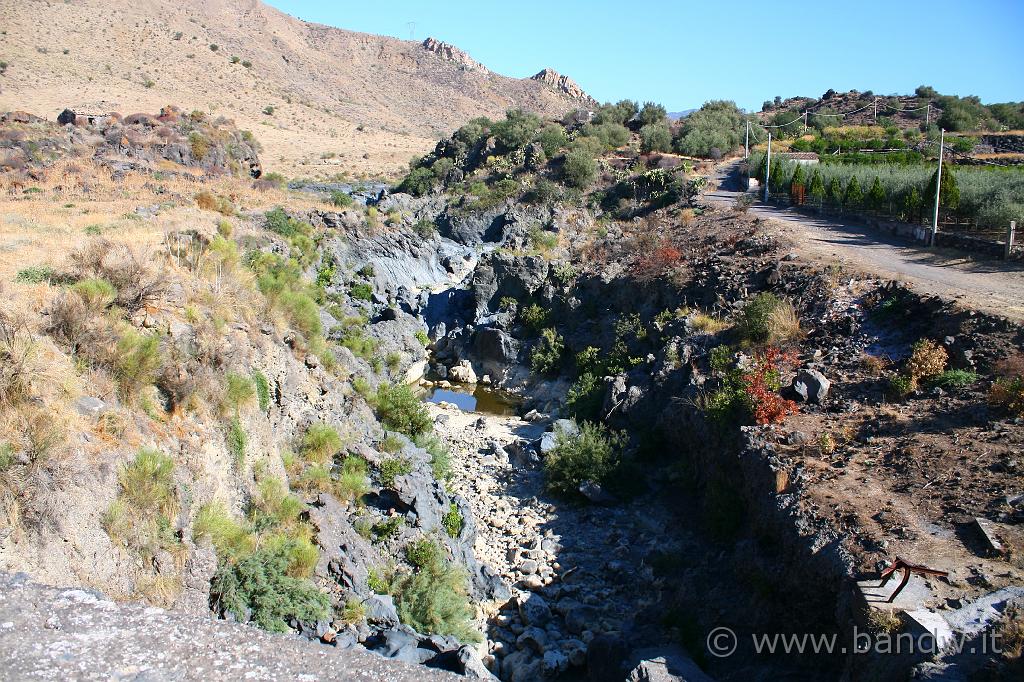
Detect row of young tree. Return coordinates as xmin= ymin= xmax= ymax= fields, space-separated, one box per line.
xmin=749 ymin=154 xmax=1024 ymax=230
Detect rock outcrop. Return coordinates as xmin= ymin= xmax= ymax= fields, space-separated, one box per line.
xmin=0 ymin=572 xmax=458 ymax=681
xmin=423 ymin=37 xmax=491 ymax=74
xmin=531 ymin=68 xmax=597 ymax=105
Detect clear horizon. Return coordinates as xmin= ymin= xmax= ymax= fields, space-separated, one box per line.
xmin=266 ymin=0 xmax=1023 ymax=113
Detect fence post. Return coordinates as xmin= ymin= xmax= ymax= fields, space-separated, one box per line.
xmin=1007 ymin=221 xmax=1016 ymax=260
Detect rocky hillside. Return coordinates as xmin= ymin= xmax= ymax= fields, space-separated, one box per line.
xmin=2 ymin=93 xmax=1024 ymax=681
xmin=0 ymin=107 xmax=262 ymax=179
xmin=0 ymin=0 xmax=592 ymax=179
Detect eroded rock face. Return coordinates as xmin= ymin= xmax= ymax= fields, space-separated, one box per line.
xmin=422 ymin=37 xmax=490 ymax=74
xmin=531 ymin=68 xmax=597 ymax=105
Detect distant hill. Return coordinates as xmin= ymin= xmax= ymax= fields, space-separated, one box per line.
xmin=0 ymin=0 xmax=593 ymax=179
xmin=668 ymin=109 xmax=697 ymax=121
xmin=757 ymin=88 xmax=1024 ymax=134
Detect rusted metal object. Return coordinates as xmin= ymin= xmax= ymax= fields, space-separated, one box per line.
xmin=878 ymin=556 xmax=949 ymax=604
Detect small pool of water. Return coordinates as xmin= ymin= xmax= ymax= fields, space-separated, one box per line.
xmin=422 ymin=386 xmax=520 ymax=416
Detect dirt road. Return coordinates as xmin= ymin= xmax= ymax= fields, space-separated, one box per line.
xmin=704 ymin=161 xmax=1024 ymax=321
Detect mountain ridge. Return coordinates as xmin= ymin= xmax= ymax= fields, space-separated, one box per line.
xmin=0 ymin=0 xmax=592 ymax=178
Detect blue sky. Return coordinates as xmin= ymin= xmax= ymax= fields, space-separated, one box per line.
xmin=266 ymin=0 xmax=1023 ymax=112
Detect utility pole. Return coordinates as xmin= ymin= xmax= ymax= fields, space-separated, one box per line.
xmin=931 ymin=128 xmax=945 ymax=246
xmin=764 ymin=132 xmax=772 ymax=203
xmin=925 ymin=103 xmax=930 ymax=126
xmin=873 ymin=97 xmax=877 ymax=123
xmin=744 ymin=121 xmax=749 ymax=159
xmin=803 ymin=111 xmax=808 ymax=133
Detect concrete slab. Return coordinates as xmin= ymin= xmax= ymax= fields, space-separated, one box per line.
xmin=857 ymin=572 xmax=938 ymax=611
xmin=903 ymin=609 xmax=956 ymax=651
xmin=972 ymin=517 xmax=1004 ymax=555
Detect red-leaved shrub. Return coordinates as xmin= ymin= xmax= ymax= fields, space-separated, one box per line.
xmin=743 ymin=347 xmax=799 ymax=425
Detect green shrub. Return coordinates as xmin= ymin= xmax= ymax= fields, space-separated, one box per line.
xmin=193 ymin=503 xmax=254 ymax=558
xmin=367 ymin=566 xmax=395 ymax=594
xmin=279 ymin=290 xmax=321 ymax=338
xmin=737 ymin=293 xmax=800 ymax=344
xmin=562 ymin=149 xmax=597 ymax=188
xmin=210 ymin=541 xmax=330 ymax=633
xmin=386 ymin=351 xmax=402 ymax=371
xmin=225 ymin=372 xmax=256 ymax=412
xmin=525 ymin=178 xmax=561 ymax=205
xmin=351 ymin=283 xmax=373 ymax=301
xmin=640 ymin=123 xmax=672 ymax=153
xmin=673 ymin=100 xmax=748 ymax=157
xmin=536 ymin=124 xmax=568 ymax=156
xmin=442 ymin=503 xmax=463 ymax=538
xmin=888 ymin=373 xmax=918 ymax=399
xmin=114 ymin=329 xmax=162 ymax=399
xmin=352 ymin=376 xmax=374 ymax=398
xmin=638 ymin=102 xmax=668 ymax=126
xmin=251 ymin=477 xmax=304 ymax=531
xmin=519 ymin=303 xmax=549 ymax=331
xmin=414 ymin=330 xmax=430 ymax=347
xmin=414 ymin=433 xmax=452 ymax=481
xmin=341 ymin=597 xmax=366 ymax=624
xmin=380 ymin=433 xmax=405 ymax=454
xmin=566 ymin=372 xmax=604 ymax=421
xmin=405 ymin=538 xmax=443 ymax=569
xmin=379 ymin=456 xmax=412 ymax=489
xmin=413 ymin=219 xmax=437 ymax=238
xmin=492 ymin=108 xmax=541 ymax=152
xmin=300 ymin=423 xmax=343 ymax=464
xmin=393 ymin=554 xmax=480 ymax=643
xmin=253 ymin=370 xmax=271 ymax=411
xmin=329 ymin=191 xmax=353 ymax=208
xmin=104 ymin=448 xmax=179 ymax=557
xmin=340 ymin=327 xmax=378 ymax=360
xmin=928 ymin=369 xmax=978 ymax=389
xmin=530 ymin=328 xmax=564 ymax=375
xmin=543 ymin=421 xmax=623 ymax=497
xmin=72 ymin=278 xmax=116 ymax=309
xmin=372 ymin=516 xmax=402 ymax=541
xmin=375 ymin=384 xmax=431 ymax=437
xmin=396 ymin=167 xmax=435 ymax=197
xmin=15 ymin=265 xmax=65 ymax=284
xmin=528 ymin=225 xmax=558 ymax=253
xmin=988 ymin=354 xmax=1024 ymax=416
xmin=227 ymin=416 xmax=247 ymax=466
xmin=337 ymin=456 xmax=369 ymax=503
xmin=119 ymin=448 xmax=177 ymax=517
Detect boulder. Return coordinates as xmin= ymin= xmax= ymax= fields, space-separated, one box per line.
xmin=625 ymin=647 xmax=714 ymax=682
xmin=448 ymin=360 xmax=478 ymax=384
xmin=57 ymin=109 xmax=76 ymax=126
xmin=363 ymin=594 xmax=399 ymax=626
xmin=515 ymin=592 xmax=551 ymax=626
xmin=74 ymin=396 xmax=108 ymax=418
xmin=586 ymin=634 xmax=630 ymax=682
xmin=539 ymin=419 xmax=579 ymax=454
xmin=543 ymin=649 xmax=571 ymax=676
xmin=579 ymin=481 xmax=617 ymax=505
xmin=790 ymin=369 xmax=831 ymax=404
xmin=501 ymin=649 xmax=544 ymax=682
xmin=456 ymin=645 xmax=499 ymax=679
xmin=366 ymin=628 xmax=423 ymax=665
xmin=473 ymin=327 xmax=520 ymax=365
xmin=516 ymin=626 xmax=547 ymax=653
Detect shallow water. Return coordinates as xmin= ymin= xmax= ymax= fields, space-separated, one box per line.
xmin=422 ymin=385 xmax=519 ymax=416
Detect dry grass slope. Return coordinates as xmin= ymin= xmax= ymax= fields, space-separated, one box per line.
xmin=0 ymin=0 xmax=588 ymax=179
